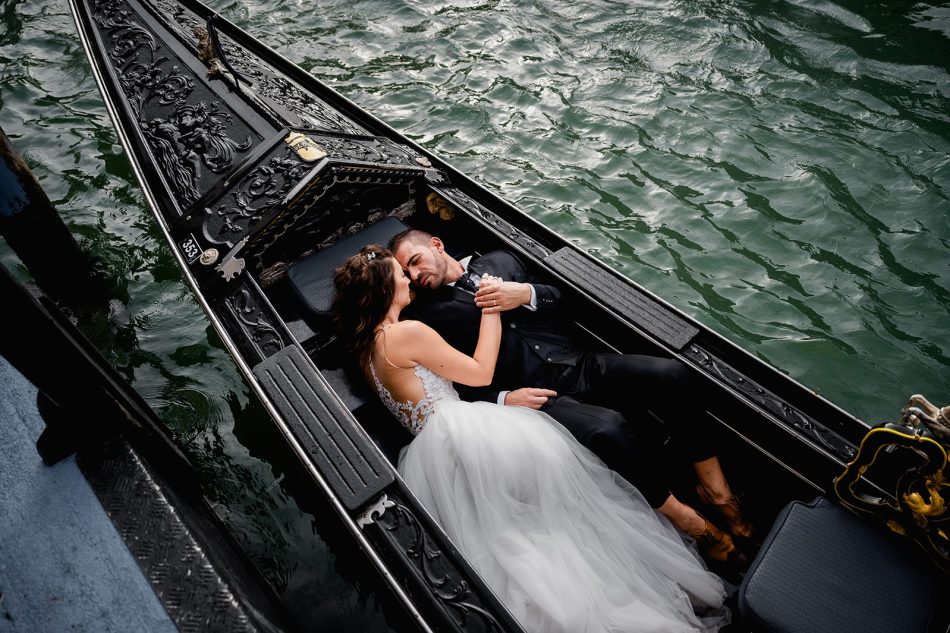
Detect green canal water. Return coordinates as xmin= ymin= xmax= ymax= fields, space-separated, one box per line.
xmin=1 ymin=0 xmax=948 ymax=629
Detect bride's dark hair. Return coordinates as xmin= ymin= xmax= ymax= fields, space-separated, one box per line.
xmin=332 ymin=244 xmax=396 ymax=369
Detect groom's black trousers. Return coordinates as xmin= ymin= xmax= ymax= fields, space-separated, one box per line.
xmin=539 ymin=353 xmax=718 ymax=508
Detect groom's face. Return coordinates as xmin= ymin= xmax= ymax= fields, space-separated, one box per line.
xmin=393 ymin=237 xmax=449 ymax=290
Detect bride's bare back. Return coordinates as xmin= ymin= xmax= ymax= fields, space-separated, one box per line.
xmin=366 ymin=323 xmax=430 ymax=408
xmin=365 ymin=318 xmax=499 ymax=412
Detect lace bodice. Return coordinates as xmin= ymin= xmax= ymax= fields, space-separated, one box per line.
xmin=370 ymin=363 xmax=459 ymax=435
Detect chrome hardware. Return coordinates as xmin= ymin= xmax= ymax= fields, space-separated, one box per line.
xmin=199 ymin=248 xmax=219 ymax=266
xmin=215 ymin=237 xmax=247 ymax=281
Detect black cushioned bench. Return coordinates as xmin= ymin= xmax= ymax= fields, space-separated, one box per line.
xmin=739 ymin=496 xmax=947 ymax=633
xmin=287 ymin=216 xmax=410 ymax=319
xmin=285 ymin=216 xmax=414 ymax=464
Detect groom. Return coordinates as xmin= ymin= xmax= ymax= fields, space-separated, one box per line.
xmin=390 ymin=230 xmax=720 ymax=506
xmin=390 ymin=229 xmax=753 ymax=567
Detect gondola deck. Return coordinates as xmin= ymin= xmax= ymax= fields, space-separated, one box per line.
xmin=67 ymin=0 xmax=936 ymax=630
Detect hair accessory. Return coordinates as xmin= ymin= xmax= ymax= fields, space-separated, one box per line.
xmin=365 ymin=252 xmax=377 ymax=261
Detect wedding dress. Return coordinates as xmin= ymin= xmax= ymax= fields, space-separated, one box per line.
xmin=371 ymin=362 xmax=731 ymax=633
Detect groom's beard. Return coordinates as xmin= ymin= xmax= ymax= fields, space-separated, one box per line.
xmin=414 ymin=247 xmax=450 ymax=290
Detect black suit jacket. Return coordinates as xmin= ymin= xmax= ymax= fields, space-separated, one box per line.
xmin=403 ymin=250 xmax=583 ymax=402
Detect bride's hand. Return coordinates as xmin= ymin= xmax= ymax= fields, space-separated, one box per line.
xmin=476 ymin=276 xmax=530 ymax=314
xmin=479 ymin=273 xmax=503 ymax=288
xmin=475 ymin=274 xmax=505 ymax=314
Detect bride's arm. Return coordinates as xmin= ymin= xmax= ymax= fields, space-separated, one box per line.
xmin=389 ymin=309 xmax=502 ymax=387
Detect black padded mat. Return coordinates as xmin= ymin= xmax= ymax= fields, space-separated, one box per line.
xmin=546 ymin=247 xmax=699 ymax=350
xmin=253 ymin=345 xmax=393 ymax=510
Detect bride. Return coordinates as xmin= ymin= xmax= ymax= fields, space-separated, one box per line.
xmin=332 ymin=245 xmax=731 ymax=633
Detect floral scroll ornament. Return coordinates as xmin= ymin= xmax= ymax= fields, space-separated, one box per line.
xmin=834 ymin=394 xmax=949 ymax=572
xmin=426 ymin=192 xmax=455 ymax=221
xmin=143 ymin=102 xmax=252 ymax=207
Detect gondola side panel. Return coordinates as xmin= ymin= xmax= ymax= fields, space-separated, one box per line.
xmin=82 ymin=0 xmax=273 ymax=221
xmin=147 ymin=0 xmax=369 ymax=134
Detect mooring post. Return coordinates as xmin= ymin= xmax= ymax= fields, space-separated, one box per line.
xmin=0 ymin=126 xmax=101 ymax=304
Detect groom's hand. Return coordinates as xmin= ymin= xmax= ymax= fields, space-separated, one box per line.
xmin=503 ymin=388 xmax=557 ymax=409
xmin=475 ymin=281 xmax=531 ymax=313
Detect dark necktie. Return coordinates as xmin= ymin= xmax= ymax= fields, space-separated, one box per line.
xmin=454 ymin=270 xmax=481 ymax=294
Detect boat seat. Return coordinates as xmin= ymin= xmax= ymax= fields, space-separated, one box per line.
xmin=738 ymin=496 xmax=947 ymax=633
xmin=285 ymin=216 xmax=416 ymax=464
xmin=287 ymin=216 xmax=410 ymax=319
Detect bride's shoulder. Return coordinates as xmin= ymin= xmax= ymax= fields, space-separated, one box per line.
xmin=393 ymin=319 xmax=432 ymax=333
xmin=380 ymin=319 xmax=420 ymax=339
xmin=386 ymin=320 xmax=440 ymax=346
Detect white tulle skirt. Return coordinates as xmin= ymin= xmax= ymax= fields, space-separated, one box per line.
xmin=398 ymin=399 xmax=730 ymax=633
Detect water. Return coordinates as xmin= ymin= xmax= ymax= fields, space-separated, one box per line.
xmin=1 ymin=0 xmax=948 ymax=629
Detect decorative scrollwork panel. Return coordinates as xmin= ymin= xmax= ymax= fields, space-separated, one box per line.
xmin=683 ymin=344 xmax=856 ymax=461
xmin=148 ymin=0 xmax=204 ymax=45
xmin=216 ymin=281 xmax=290 ymax=364
xmin=434 ymin=187 xmax=550 ymax=260
xmin=365 ymin=491 xmax=513 ymax=633
xmin=213 ymin=33 xmax=367 ymax=134
xmin=204 ymin=146 xmax=313 ymax=242
xmin=246 ymin=168 xmax=419 ymax=281
xmin=92 ymin=0 xmax=261 ymax=211
xmin=309 ymin=135 xmax=421 ymax=166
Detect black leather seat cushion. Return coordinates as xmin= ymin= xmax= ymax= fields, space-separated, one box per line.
xmin=739 ymin=496 xmax=944 ymax=633
xmin=287 ymin=216 xmax=409 ymax=317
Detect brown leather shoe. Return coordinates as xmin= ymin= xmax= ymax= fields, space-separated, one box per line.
xmin=696 ymin=482 xmax=755 ymax=540
xmin=693 ymin=518 xmax=749 ymax=570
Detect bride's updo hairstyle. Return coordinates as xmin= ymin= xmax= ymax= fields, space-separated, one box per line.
xmin=332 ymin=244 xmax=396 ymax=369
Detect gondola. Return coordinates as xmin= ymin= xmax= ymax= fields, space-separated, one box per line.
xmin=67 ymin=0 xmax=948 ymax=631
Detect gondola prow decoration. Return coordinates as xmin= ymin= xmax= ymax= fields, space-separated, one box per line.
xmin=902 ymin=394 xmax=950 ymax=445
xmin=834 ymin=394 xmax=949 ymax=573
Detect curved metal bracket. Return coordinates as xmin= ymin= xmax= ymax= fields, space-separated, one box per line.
xmin=834 ymin=424 xmax=949 ymax=572
xmin=358 ymin=493 xmax=396 ymax=528
xmin=215 ymin=236 xmax=247 ymax=281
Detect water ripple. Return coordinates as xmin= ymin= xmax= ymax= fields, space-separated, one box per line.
xmin=3 ymin=0 xmax=949 ymax=627
xmin=250 ymin=0 xmax=947 ymax=420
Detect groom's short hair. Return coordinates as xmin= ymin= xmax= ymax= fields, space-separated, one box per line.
xmin=389 ymin=229 xmax=433 ymax=254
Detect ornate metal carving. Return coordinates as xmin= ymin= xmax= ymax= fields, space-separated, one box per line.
xmin=435 ymin=187 xmax=550 ymax=259
xmin=150 ymin=0 xmax=204 ymax=44
xmin=683 ymin=344 xmax=856 ymax=461
xmin=192 ymin=25 xmax=225 ymax=78
xmin=145 ymin=0 xmax=363 ymax=134
xmin=371 ymin=493 xmax=508 ymax=632
xmin=199 ymin=247 xmax=219 ymax=265
xmin=426 ymin=192 xmax=455 ymax=220
xmin=902 ymin=394 xmax=950 ymax=446
xmin=204 ymin=135 xmax=422 ymax=244
xmin=215 ymin=236 xmax=248 ymax=281
xmin=247 ymin=167 xmax=418 ymax=277
xmin=218 ymin=282 xmax=289 ymax=363
xmin=204 ymin=146 xmax=312 ymax=241
xmin=92 ymin=0 xmax=258 ymax=211
xmin=284 ymin=132 xmax=327 ymax=162
xmin=358 ymin=494 xmax=396 ymax=528
xmin=209 ymin=29 xmax=367 ymax=134
xmin=834 ymin=424 xmax=949 ymax=572
xmin=311 ymin=135 xmax=419 ymax=166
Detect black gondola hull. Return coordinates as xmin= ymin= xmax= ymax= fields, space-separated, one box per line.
xmin=69 ymin=0 xmax=875 ymax=629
